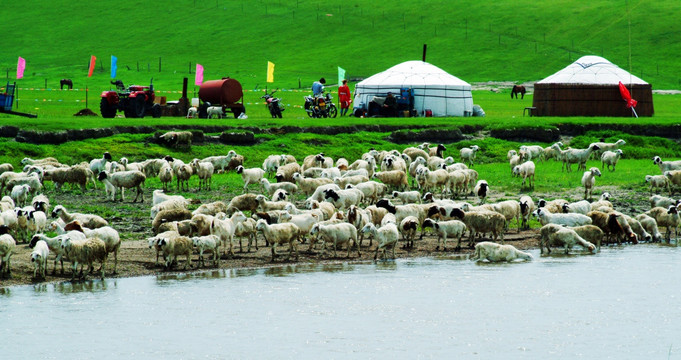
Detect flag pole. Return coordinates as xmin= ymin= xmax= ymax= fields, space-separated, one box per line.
xmin=631 ymin=107 xmax=638 ymax=118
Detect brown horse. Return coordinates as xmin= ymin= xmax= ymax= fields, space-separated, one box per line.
xmin=60 ymin=79 xmax=73 ymax=90
xmin=511 ymin=85 xmax=526 ymax=99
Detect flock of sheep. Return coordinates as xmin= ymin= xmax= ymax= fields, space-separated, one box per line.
xmin=1 ymin=135 xmax=681 ymax=282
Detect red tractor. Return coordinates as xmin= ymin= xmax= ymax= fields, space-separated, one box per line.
xmin=100 ymin=79 xmax=161 ymax=118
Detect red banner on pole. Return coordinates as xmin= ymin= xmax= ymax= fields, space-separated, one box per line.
xmin=88 ymin=55 xmax=97 ymax=77
xmin=618 ymin=81 xmax=637 ymax=108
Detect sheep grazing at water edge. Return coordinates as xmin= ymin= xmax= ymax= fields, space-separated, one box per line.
xmin=61 ymin=237 xmax=108 ymax=280
xmin=308 ymin=222 xmax=359 ymax=258
xmin=0 ymin=225 xmax=16 ymax=278
xmin=470 ymin=242 xmax=532 ymax=262
xmin=30 ymin=239 xmax=49 ymax=279
xmin=421 ymin=218 xmax=466 ymax=251
xmin=539 ymin=224 xmax=596 ymax=255
xmin=255 ymin=220 xmax=300 ymax=261
xmin=361 ymin=223 xmax=399 ymax=261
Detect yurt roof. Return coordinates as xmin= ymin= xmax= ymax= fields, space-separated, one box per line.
xmin=536 ymin=56 xmax=648 ymax=85
xmin=358 ymin=61 xmax=471 ymax=87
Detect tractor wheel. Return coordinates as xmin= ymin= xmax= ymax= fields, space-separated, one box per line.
xmin=328 ymin=104 xmax=338 ymax=118
xmin=100 ymin=98 xmax=116 ymax=118
xmin=151 ymin=103 xmax=162 ymax=118
xmin=133 ymin=96 xmax=146 ymax=118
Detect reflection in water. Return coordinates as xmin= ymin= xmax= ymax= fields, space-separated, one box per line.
xmin=54 ymin=279 xmax=110 ymax=294
xmin=156 ymin=269 xmax=227 ymax=283
xmin=0 ymin=287 xmax=10 ymax=297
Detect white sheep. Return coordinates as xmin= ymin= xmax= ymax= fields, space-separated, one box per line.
xmin=262 ymin=155 xmax=283 ymax=177
xmin=653 ymin=156 xmax=681 ymax=174
xmin=581 ymin=167 xmax=601 ymax=199
xmin=563 ymin=144 xmax=600 ymax=172
xmin=308 ymin=222 xmax=359 ymax=258
xmin=61 ymin=237 xmax=108 ymax=280
xmin=27 ymin=210 xmax=47 ymax=236
xmin=348 ymin=157 xmax=376 ymax=178
xmin=636 ymin=214 xmax=665 ymax=243
xmin=590 ymin=139 xmax=626 ymax=158
xmin=51 ymin=205 xmax=108 ymax=229
xmin=601 ymin=149 xmax=623 ymax=172
xmin=89 ymin=152 xmax=112 ymax=176
xmin=211 ymin=211 xmax=248 ymax=256
xmin=293 ymin=172 xmax=334 ymax=196
xmin=202 ymin=150 xmax=237 ymax=173
xmin=152 ymin=190 xmax=189 ymax=207
xmin=255 ymin=194 xmax=289 ymax=212
xmin=348 ymin=182 xmax=387 ymax=205
xmin=459 ymin=145 xmax=480 ymax=167
xmin=419 ymin=168 xmax=449 ymax=194
xmin=539 ymin=225 xmax=596 ymax=254
xmin=444 ymin=169 xmax=467 ymax=198
xmin=402 ymin=147 xmax=430 ymax=161
xmin=255 ymin=219 xmax=300 ymax=261
xmin=450 ymin=208 xmax=505 ymax=247
xmin=561 ymin=200 xmax=592 ymax=215
xmin=543 ymin=142 xmax=564 ymax=161
xmin=361 ymin=223 xmax=399 ymax=260
xmin=186 ymin=106 xmax=198 ymax=118
xmin=190 ymin=159 xmax=214 ymax=190
xmin=512 ymin=161 xmax=535 ymax=188
xmin=470 ymin=242 xmax=532 ymax=262
xmin=645 ymin=175 xmax=671 ymax=195
xmin=10 ymin=184 xmax=31 ymax=207
xmin=422 ymin=218 xmax=467 ymax=251
xmin=426 ymin=156 xmax=454 ymax=171
xmin=98 ymin=170 xmax=146 ymax=202
xmin=333 ymin=175 xmax=369 ymax=189
xmin=260 ymin=178 xmax=298 ymax=198
xmin=392 ymin=190 xmax=421 ymax=204
xmin=649 ymin=194 xmax=678 ymax=209
xmin=322 ymin=188 xmax=364 ymax=210
xmin=206 ymin=106 xmax=224 ymax=119
xmin=192 ymin=235 xmax=220 ymax=267
xmin=519 ymin=145 xmax=544 ymax=162
xmin=159 ymin=235 xmax=193 ymax=270
xmin=30 ymin=239 xmax=49 ymax=279
xmin=372 ymin=170 xmax=408 ymax=192
xmin=533 ymin=208 xmax=592 ymax=227
xmin=236 ymin=166 xmax=265 ymax=193
xmin=0 ymin=225 xmax=16 ymax=277
xmin=63 ymin=221 xmax=121 ymax=274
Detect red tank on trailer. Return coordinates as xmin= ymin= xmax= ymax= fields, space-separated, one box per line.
xmin=197 ymin=77 xmax=246 ymax=118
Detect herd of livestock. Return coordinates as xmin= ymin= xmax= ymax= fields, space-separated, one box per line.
xmin=1 ymin=135 xmax=681 ymax=283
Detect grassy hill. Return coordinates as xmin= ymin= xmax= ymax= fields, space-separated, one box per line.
xmin=3 ymin=0 xmax=680 ymax=92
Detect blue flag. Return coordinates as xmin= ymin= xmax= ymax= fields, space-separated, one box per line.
xmin=111 ymin=55 xmax=118 ymax=79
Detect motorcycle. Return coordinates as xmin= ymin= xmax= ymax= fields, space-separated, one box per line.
xmin=304 ymin=93 xmax=337 ymax=118
xmin=261 ymin=90 xmax=284 ymax=118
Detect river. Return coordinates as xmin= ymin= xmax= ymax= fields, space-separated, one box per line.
xmin=2 ymin=245 xmax=680 ymax=359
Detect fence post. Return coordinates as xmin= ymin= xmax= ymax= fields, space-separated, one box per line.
xmin=159 ymin=57 xmax=162 ymax=72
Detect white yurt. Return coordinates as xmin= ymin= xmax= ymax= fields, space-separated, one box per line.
xmin=353 ymin=61 xmax=474 ymax=117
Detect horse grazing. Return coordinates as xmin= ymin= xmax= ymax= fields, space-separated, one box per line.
xmin=511 ymin=85 xmax=526 ymax=99
xmin=60 ymin=79 xmax=73 ymax=90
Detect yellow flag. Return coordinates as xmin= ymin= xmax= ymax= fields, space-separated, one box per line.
xmin=267 ymin=61 xmax=275 ymax=83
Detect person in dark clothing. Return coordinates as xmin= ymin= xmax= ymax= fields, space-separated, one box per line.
xmin=382 ymin=92 xmax=398 ymax=117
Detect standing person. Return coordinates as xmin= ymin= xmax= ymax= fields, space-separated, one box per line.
xmin=338 ymin=79 xmax=352 ymax=117
xmin=312 ymin=78 xmax=326 ymax=97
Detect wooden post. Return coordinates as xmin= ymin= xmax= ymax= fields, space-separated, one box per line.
xmin=85 ymin=85 xmax=88 ymax=109
xmin=45 ymin=79 xmax=47 ymax=89
xmin=159 ymin=57 xmax=162 ymax=72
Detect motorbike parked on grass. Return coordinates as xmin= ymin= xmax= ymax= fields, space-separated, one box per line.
xmin=261 ymin=90 xmax=284 ymax=118
xmin=304 ymin=93 xmax=337 ymax=118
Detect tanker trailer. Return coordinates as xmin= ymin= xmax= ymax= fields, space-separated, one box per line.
xmin=197 ymin=77 xmax=246 ymax=118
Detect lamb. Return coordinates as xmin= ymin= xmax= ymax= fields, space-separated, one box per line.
xmin=190 ymin=159 xmax=214 ymax=190
xmin=323 ymin=188 xmax=364 ymax=210
xmin=160 ymin=131 xmax=193 ymax=147
xmin=10 ymin=184 xmax=31 ymax=207
xmin=561 ymin=200 xmax=593 ymax=215
xmin=262 ymin=155 xmax=284 ymax=177
xmin=89 ymin=152 xmax=112 ymax=176
xmin=61 ymin=237 xmax=108 ymax=280
xmin=206 ymin=106 xmax=223 ymax=119
xmin=192 ymin=201 xmax=228 ymax=217
xmin=202 ymin=150 xmax=237 ymax=173
xmin=459 ymin=145 xmax=480 ymax=167
xmin=508 ymin=150 xmax=522 ymax=176
xmin=279 ymin=211 xmax=320 ymax=242
xmin=174 ymin=164 xmax=193 ymax=192
xmin=186 ymin=106 xmax=198 ymax=118
xmin=372 ymin=170 xmax=408 ymax=191
xmin=581 ymin=167 xmax=601 ymax=199
xmin=519 ymin=195 xmax=535 ymax=230
xmin=63 ymin=220 xmax=121 ymax=274
xmin=320 ymin=167 xmax=342 ymax=180
xmin=444 ymin=170 xmax=468 ymax=199
xmin=473 ymin=180 xmax=489 ymax=204
xmin=191 ymin=235 xmax=220 ymax=267
xmin=542 ymin=142 xmax=564 ymax=161
xmin=30 ymin=239 xmax=49 ymax=279
xmin=470 ymin=242 xmax=532 ymax=262
xmin=0 ymin=225 xmax=15 ymax=277
xmin=140 ymin=158 xmax=169 ymax=178
xmin=293 ymin=172 xmax=334 ymax=196
xmin=646 ymin=206 xmax=681 ymax=244
xmin=590 ymin=192 xmax=613 ymax=211
xmin=234 ymin=218 xmax=258 ymax=252
xmin=407 ymin=156 xmax=427 ymax=187
xmin=563 ymin=144 xmax=600 ymax=172
xmin=601 ymin=149 xmax=623 ymax=172
xmin=21 ymin=157 xmax=60 ymax=167
xmin=189 ymin=214 xmax=215 ymax=237
xmin=275 ymin=162 xmax=302 ymax=183
xmin=422 ymin=218 xmax=467 ymax=251
xmin=152 ymin=208 xmax=192 ymax=234
xmin=533 ymin=208 xmax=592 ymax=227
xmin=519 ymin=145 xmax=544 ymax=162
xmin=646 ymin=175 xmax=671 ymax=195
xmin=147 ymin=231 xmax=179 ymax=265
xmin=512 ymin=161 xmax=535 ymax=188
xmin=302 ymin=153 xmax=328 ymax=170
xmin=255 ymin=194 xmax=289 ymax=212
xmin=0 ymin=171 xmax=26 ymax=196
xmin=361 ymin=223 xmax=399 ymax=260
xmin=52 ymin=205 xmax=108 ymax=229
xmin=6 ymin=173 xmax=42 ymax=195
xmin=392 ymin=190 xmax=421 ymax=204
xmin=255 ymin=219 xmax=300 ymax=261
xmin=570 ymin=225 xmax=605 ymax=251
xmin=260 ymin=178 xmax=298 ymax=198
xmin=653 ymin=156 xmax=681 ymax=174
xmin=665 ymin=170 xmax=681 ymax=194
xmin=365 ymin=205 xmax=389 ymax=228
xmin=98 ymin=170 xmax=146 ymax=202
xmin=42 ymin=165 xmax=93 ymax=191
xmin=309 ymin=222 xmax=359 ymax=257
xmin=341 ymin=168 xmax=370 ymax=179
xmin=539 ymin=225 xmax=596 ymax=254
xmin=419 ymin=168 xmax=449 ymax=194
xmin=158 ymin=235 xmax=193 ymax=270
xmin=636 ymin=214 xmax=665 ymax=243
xmin=210 ymin=211 xmax=248 ymax=256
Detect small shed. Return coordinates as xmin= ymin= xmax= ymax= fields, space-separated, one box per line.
xmin=532 ymin=56 xmax=653 ymax=117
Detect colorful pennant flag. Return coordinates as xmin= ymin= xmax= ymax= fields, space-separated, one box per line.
xmin=195 ymin=63 xmax=204 ymax=86
xmin=16 ymin=57 xmax=25 ymax=79
xmin=338 ymin=67 xmax=346 ymax=86
xmin=111 ymin=55 xmax=118 ymax=79
xmin=88 ymin=55 xmax=96 ymax=77
xmin=267 ymin=61 xmax=275 ymax=83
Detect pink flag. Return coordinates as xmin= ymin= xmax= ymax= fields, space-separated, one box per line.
xmin=88 ymin=55 xmax=96 ymax=77
xmin=16 ymin=57 xmax=25 ymax=79
xmin=195 ymin=64 xmax=204 ymax=86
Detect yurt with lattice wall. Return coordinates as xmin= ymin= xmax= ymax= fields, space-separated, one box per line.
xmin=532 ymin=55 xmax=653 ymax=117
